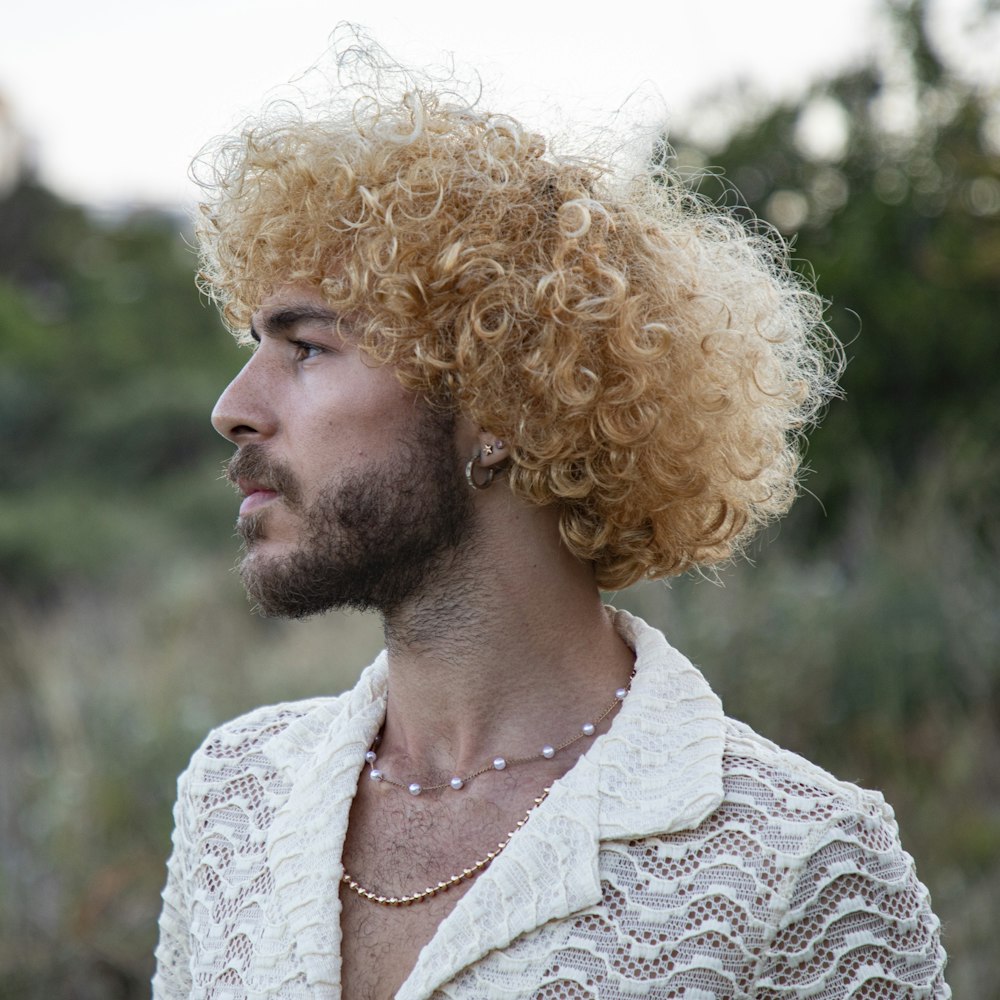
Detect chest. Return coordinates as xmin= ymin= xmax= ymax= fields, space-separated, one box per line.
xmin=337 ymin=779 xmax=531 ymax=999
xmin=338 ymin=879 xmax=469 ymax=1000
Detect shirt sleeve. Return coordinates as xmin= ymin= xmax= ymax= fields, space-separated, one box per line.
xmin=752 ymin=796 xmax=950 ymax=998
xmin=151 ymin=766 xmax=195 ymax=999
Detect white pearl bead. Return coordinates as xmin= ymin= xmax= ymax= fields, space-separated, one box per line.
xmin=615 ymin=687 xmax=628 ymax=700
xmin=369 ymin=769 xmax=383 ymax=782
xmin=450 ymin=776 xmax=464 ymax=790
xmin=365 ymin=750 xmax=377 ymax=763
xmin=408 ymin=782 xmax=422 ymax=796
xmin=582 ymin=722 xmax=596 ymax=736
xmin=542 ymin=745 xmax=555 ymax=758
xmin=493 ymin=757 xmax=507 ymax=770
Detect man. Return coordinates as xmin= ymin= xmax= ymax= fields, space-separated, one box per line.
xmin=153 ymin=66 xmax=949 ymax=998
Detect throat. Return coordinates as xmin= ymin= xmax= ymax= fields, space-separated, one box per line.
xmin=369 ymin=653 xmax=633 ymax=790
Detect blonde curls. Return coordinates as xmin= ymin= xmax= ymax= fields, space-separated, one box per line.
xmin=196 ymin=75 xmax=839 ymax=590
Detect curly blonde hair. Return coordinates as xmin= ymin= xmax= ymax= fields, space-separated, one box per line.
xmin=196 ymin=70 xmax=839 ymax=590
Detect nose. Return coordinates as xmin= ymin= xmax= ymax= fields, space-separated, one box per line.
xmin=211 ymin=354 xmax=277 ymax=444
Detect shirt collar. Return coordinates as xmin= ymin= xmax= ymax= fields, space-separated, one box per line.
xmin=594 ymin=606 xmax=726 ymax=838
xmin=399 ymin=608 xmax=726 ymax=998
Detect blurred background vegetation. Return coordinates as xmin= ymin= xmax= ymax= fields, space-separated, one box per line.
xmin=1 ymin=1 xmax=997 ymax=995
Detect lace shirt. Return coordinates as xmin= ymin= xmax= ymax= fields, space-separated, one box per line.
xmin=153 ymin=609 xmax=950 ymax=998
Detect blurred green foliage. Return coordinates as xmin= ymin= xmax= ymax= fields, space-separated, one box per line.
xmin=1 ymin=1 xmax=998 ymax=996
xmin=0 ymin=182 xmax=242 ymax=593
xmin=666 ymin=1 xmax=1000 ymax=522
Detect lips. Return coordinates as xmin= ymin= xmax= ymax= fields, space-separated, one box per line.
xmin=226 ymin=446 xmax=301 ymax=519
xmin=237 ymin=478 xmax=280 ymax=517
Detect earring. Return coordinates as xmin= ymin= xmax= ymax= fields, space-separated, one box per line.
xmin=483 ymin=443 xmax=495 ymax=457
xmin=465 ymin=451 xmax=496 ymax=490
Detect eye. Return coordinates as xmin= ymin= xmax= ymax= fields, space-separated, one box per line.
xmin=291 ymin=340 xmax=324 ymax=361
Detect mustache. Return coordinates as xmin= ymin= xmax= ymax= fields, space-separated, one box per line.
xmin=225 ymin=445 xmax=303 ymax=508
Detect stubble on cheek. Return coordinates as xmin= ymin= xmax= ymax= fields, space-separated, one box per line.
xmin=232 ymin=408 xmax=474 ymax=619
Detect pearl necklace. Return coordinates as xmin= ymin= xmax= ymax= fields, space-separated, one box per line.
xmin=340 ymin=787 xmax=552 ymax=906
xmin=364 ymin=676 xmax=632 ymax=795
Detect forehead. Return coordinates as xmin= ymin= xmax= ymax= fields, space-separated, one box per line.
xmin=256 ymin=281 xmax=328 ymax=311
xmin=252 ymin=282 xmax=332 ymax=320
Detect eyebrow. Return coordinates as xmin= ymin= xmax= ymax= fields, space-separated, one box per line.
xmin=249 ymin=305 xmax=341 ymax=343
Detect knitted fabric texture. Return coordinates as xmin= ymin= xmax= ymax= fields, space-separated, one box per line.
xmin=153 ymin=611 xmax=949 ymax=998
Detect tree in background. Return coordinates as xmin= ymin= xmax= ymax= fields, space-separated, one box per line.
xmin=0 ymin=143 xmax=240 ymax=598
xmin=669 ymin=0 xmax=999 ymax=515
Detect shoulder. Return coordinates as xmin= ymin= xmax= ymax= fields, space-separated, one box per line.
xmin=165 ymin=686 xmax=369 ymax=881
xmin=720 ymin=717 xmax=891 ymax=828
xmin=170 ymin=690 xmax=363 ymax=833
xmin=712 ymin=718 xmax=914 ymax=897
xmin=629 ymin=715 xmax=910 ymax=882
xmin=581 ymin=716 xmax=949 ymax=995
xmin=154 ymin=685 xmax=379 ymax=998
xmin=198 ymin=694 xmax=348 ymax=760
xmin=170 ymin=652 xmax=387 ymax=832
xmin=183 ymin=693 xmax=351 ymax=781
xmin=713 ymin=719 xmax=950 ymax=996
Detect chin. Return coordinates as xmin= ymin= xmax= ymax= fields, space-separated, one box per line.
xmin=238 ymin=509 xmax=299 ymax=550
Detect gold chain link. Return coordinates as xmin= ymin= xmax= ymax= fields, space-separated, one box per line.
xmin=340 ymin=786 xmax=552 ymax=906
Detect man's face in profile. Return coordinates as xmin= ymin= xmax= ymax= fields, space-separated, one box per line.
xmin=212 ymin=284 xmax=474 ymax=618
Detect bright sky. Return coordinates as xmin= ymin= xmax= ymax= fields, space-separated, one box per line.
xmin=1 ymin=0 xmax=992 ymax=210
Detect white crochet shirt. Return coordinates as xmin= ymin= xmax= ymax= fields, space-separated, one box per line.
xmin=153 ymin=609 xmax=949 ymax=998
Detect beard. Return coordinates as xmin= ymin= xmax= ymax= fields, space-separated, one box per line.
xmin=226 ymin=412 xmax=474 ymax=619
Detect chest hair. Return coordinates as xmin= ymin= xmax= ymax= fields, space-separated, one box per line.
xmin=338 ymin=771 xmax=554 ymax=999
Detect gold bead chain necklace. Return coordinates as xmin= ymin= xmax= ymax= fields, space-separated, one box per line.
xmin=340 ymin=786 xmax=552 ymax=906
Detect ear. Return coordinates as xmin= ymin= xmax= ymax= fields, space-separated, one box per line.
xmin=475 ymin=430 xmax=509 ymax=468
xmin=452 ymin=414 xmax=510 ymax=469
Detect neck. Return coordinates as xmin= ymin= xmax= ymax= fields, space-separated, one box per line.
xmin=375 ymin=493 xmax=635 ymax=778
